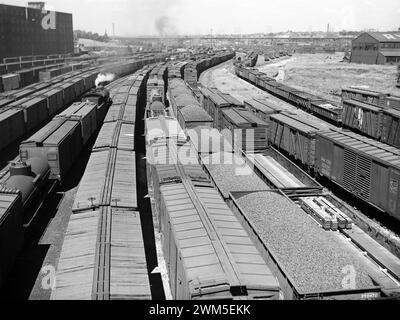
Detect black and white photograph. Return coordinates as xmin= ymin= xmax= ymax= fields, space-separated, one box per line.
xmin=0 ymin=0 xmax=400 ymax=311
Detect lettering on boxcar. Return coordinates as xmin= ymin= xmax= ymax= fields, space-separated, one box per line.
xmin=389 ymin=179 xmax=398 ymax=193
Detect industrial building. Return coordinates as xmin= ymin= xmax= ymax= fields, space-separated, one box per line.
xmin=0 ymin=2 xmax=73 ymax=61
xmin=350 ymin=31 xmax=400 ymax=64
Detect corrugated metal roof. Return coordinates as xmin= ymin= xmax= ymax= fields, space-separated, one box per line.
xmin=73 ymin=149 xmax=137 ymax=211
xmin=94 ymin=122 xmax=117 ymax=150
xmin=319 ymin=128 xmax=400 ymax=166
xmin=110 ymin=150 xmax=137 ymax=208
xmin=109 ymin=209 xmax=151 ymax=299
xmin=51 ymin=211 xmax=99 ymax=300
xmin=73 ymin=151 xmax=108 ymax=211
xmin=366 ymin=32 xmax=400 ymax=43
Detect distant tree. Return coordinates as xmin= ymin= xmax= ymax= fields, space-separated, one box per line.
xmin=74 ymin=30 xmax=110 ymax=42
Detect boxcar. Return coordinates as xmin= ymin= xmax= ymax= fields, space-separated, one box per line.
xmin=342 ymin=99 xmax=383 ymax=139
xmin=0 ymin=190 xmax=23 ymax=289
xmin=20 ymin=119 xmax=82 ymax=179
xmin=309 ymin=99 xmax=343 ymax=125
xmin=0 ymin=108 xmax=25 ymax=150
xmin=268 ymin=113 xmax=322 ymax=167
xmin=315 ymin=128 xmax=400 ymax=220
xmin=221 ymin=108 xmax=269 ymax=152
xmin=178 ymin=104 xmax=213 ymax=130
xmin=381 ymin=108 xmax=400 ymax=148
xmin=342 ymin=87 xmax=388 ymax=107
xmin=56 ymin=102 xmax=98 ymax=145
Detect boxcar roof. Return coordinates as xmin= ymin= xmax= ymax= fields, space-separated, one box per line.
xmin=319 ymin=128 xmax=400 ymax=167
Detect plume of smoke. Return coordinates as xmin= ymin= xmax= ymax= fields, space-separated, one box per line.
xmin=155 ymin=15 xmax=177 ymax=36
xmin=95 ymin=73 xmax=115 ymax=87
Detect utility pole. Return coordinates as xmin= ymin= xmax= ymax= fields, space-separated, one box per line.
xmin=210 ymin=28 xmax=213 ymax=50
xmin=112 ymin=23 xmax=115 ymax=40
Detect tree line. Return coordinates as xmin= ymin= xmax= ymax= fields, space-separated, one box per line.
xmin=74 ymin=30 xmax=110 ymax=42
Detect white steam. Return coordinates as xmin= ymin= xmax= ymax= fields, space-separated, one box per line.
xmin=95 ymin=73 xmax=116 ymax=87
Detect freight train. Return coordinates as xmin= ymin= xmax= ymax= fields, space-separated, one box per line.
xmin=0 ymin=54 xmax=169 ymax=291
xmin=145 ymin=114 xmax=281 ymax=300
xmin=51 ymin=66 xmax=153 ymax=300
xmin=144 ymin=77 xmax=400 ymax=300
xmin=0 ymin=86 xmax=111 ymax=289
xmin=198 ymin=79 xmax=400 ymax=224
xmin=235 ymin=64 xmax=400 ymax=150
xmin=183 ymin=51 xmax=235 ymax=85
xmin=50 ymin=51 xmax=237 ymax=299
xmin=0 ymin=54 xmax=168 ymax=152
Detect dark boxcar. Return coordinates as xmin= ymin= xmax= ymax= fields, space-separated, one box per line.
xmin=315 ymin=128 xmax=400 ymax=220
xmin=0 ymin=108 xmax=25 ymax=150
xmin=381 ymin=108 xmax=400 ymax=148
xmin=342 ymin=99 xmax=383 ymax=139
xmin=222 ymin=108 xmax=269 ymax=152
xmin=384 ymin=95 xmax=400 ymax=110
xmin=0 ymin=190 xmax=23 ymax=289
xmin=18 ymin=96 xmax=49 ymax=132
xmin=20 ymin=119 xmax=82 ymax=179
xmin=56 ymin=101 xmax=97 ymax=145
xmin=309 ymin=99 xmax=343 ymax=125
xmin=342 ymin=87 xmax=388 ymax=106
xmin=40 ymin=88 xmax=64 ymax=116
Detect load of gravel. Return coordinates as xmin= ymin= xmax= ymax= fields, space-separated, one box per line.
xmin=201 ymin=152 xmax=269 ymax=199
xmin=235 ymin=190 xmax=381 ymax=294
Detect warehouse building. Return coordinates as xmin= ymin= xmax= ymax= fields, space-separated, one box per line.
xmin=350 ymin=32 xmax=400 ymax=65
xmin=0 ymin=3 xmax=73 ymax=61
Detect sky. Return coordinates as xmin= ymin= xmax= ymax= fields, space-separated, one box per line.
xmin=1 ymin=0 xmax=400 ymax=36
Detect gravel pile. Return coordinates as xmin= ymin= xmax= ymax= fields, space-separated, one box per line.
xmin=235 ymin=191 xmax=380 ymax=294
xmin=202 ymin=152 xmax=269 ymax=199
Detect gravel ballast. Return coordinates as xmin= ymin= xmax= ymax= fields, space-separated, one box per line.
xmin=235 ymin=191 xmax=384 ymax=294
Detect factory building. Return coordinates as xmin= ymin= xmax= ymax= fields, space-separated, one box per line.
xmin=0 ymin=3 xmax=73 ymax=61
xmin=350 ymin=32 xmax=400 ymax=64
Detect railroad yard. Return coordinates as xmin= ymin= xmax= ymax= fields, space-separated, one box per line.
xmin=0 ymin=47 xmax=400 ymax=301
xmin=1 ymin=1 xmax=400 ymax=305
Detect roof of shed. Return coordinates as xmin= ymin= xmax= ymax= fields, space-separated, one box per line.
xmin=364 ymin=32 xmax=400 ymax=43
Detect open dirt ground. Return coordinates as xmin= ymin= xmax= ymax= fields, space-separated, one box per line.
xmin=256 ymin=53 xmax=400 ymax=103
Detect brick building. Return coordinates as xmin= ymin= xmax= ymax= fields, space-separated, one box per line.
xmin=0 ymin=3 xmax=73 ymax=60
